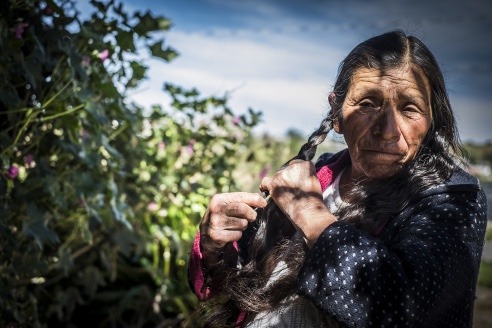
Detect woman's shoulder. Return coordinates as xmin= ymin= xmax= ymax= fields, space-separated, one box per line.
xmin=448 ymin=165 xmax=482 ymax=190
xmin=406 ymin=164 xmax=483 ymax=203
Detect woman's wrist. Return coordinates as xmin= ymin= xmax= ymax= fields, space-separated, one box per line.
xmin=296 ymin=204 xmax=337 ymax=248
xmin=200 ymin=236 xmax=225 ymax=269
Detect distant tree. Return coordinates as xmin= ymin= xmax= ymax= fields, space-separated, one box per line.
xmin=463 ymin=142 xmax=492 ymax=168
xmin=285 ymin=128 xmax=305 ymax=140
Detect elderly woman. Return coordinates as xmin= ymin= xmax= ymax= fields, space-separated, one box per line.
xmin=188 ymin=30 xmax=488 ymax=327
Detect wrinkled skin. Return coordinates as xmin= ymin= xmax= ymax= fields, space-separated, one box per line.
xmin=334 ymin=65 xmax=433 ymax=181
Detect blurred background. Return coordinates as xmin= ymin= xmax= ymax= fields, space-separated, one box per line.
xmin=122 ymin=0 xmax=492 ymax=142
xmin=0 ymin=0 xmax=491 ymax=327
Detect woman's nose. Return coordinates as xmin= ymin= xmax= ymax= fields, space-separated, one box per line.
xmin=372 ymin=107 xmax=401 ymax=141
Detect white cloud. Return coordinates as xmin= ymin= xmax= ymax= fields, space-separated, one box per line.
xmin=127 ymin=0 xmax=492 ymax=142
xmin=130 ymin=29 xmax=347 ymax=137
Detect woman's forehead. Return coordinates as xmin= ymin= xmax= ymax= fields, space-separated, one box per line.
xmin=348 ymin=66 xmax=431 ymax=96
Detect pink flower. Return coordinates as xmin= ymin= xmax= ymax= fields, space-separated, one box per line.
xmin=6 ymin=165 xmax=19 ymax=179
xmin=80 ymin=129 xmax=89 ymax=140
xmin=98 ymin=49 xmax=109 ymax=61
xmin=24 ymin=154 xmax=33 ymax=167
xmin=232 ymin=116 xmax=241 ymax=125
xmin=13 ymin=22 xmax=29 ymax=40
xmin=158 ymin=141 xmax=165 ymax=151
xmin=185 ymin=139 xmax=196 ymax=155
xmin=82 ymin=55 xmax=90 ymax=67
xmin=147 ymin=201 xmax=158 ymax=212
xmin=259 ymin=166 xmax=270 ymax=179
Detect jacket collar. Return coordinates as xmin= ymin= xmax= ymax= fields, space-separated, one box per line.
xmin=316 ymin=149 xmax=351 ymax=192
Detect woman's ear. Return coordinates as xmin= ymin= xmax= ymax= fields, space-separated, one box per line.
xmin=329 ymin=92 xmax=342 ymax=134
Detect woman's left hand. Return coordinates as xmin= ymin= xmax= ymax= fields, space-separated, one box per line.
xmin=260 ymin=160 xmax=337 ymax=247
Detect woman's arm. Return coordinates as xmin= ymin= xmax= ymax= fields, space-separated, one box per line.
xmin=260 ymin=160 xmax=337 ymax=248
xmin=188 ymin=192 xmax=267 ymax=300
xmin=298 ymin=189 xmax=488 ymax=327
xmin=188 ymin=231 xmax=240 ymax=300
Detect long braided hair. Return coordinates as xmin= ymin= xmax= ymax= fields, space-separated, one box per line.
xmin=199 ymin=30 xmax=463 ymax=327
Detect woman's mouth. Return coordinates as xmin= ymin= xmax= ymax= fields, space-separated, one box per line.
xmin=362 ymin=149 xmax=406 ymax=162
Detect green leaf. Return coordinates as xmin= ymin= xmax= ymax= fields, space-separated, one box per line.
xmin=0 ymin=81 xmax=21 ymax=108
xmin=89 ymin=0 xmax=109 ymax=13
xmin=116 ymin=30 xmax=135 ymax=52
xmin=57 ymin=287 xmax=83 ymax=319
xmin=22 ymin=203 xmax=60 ymax=249
xmin=45 ymin=0 xmax=64 ymax=16
xmin=58 ymin=247 xmax=74 ymax=276
xmin=149 ymin=40 xmax=178 ymax=62
xmin=83 ymin=266 xmax=106 ymax=297
xmin=53 ymin=15 xmax=76 ymax=28
xmin=127 ymin=61 xmax=147 ymax=88
xmin=157 ymin=17 xmax=173 ymax=31
xmin=133 ymin=12 xmax=172 ymax=36
xmin=112 ymin=229 xmax=140 ymax=257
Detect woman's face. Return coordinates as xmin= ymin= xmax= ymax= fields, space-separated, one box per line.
xmin=334 ymin=64 xmax=433 ymax=180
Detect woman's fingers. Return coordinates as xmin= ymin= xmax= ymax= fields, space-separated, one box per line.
xmin=200 ymin=192 xmax=267 ymax=249
xmin=259 ymin=160 xmax=310 ymax=196
xmin=209 ymin=192 xmax=267 ymax=212
xmin=259 ymin=176 xmax=272 ymax=194
xmin=221 ymin=202 xmax=258 ymax=223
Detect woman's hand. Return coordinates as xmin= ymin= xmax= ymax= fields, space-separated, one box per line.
xmin=260 ymin=160 xmax=337 ymax=247
xmin=199 ymin=192 xmax=267 ymax=268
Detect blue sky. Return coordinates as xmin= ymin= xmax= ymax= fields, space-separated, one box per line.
xmin=116 ymin=0 xmax=491 ymax=142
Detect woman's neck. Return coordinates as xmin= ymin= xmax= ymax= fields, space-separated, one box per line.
xmin=339 ymin=166 xmax=362 ymax=203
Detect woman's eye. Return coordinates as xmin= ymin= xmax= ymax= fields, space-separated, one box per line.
xmin=402 ymin=104 xmax=421 ymax=114
xmin=359 ymin=101 xmax=376 ymax=108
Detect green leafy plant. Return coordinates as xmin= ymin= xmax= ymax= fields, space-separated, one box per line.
xmin=0 ymin=0 xmax=260 ymax=327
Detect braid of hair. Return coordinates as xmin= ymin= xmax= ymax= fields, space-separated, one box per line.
xmin=234 ymin=112 xmax=337 ymax=308
xmin=292 ymin=112 xmax=335 ymax=163
xmin=252 ymin=111 xmax=337 ymax=268
xmin=201 ymin=111 xmax=339 ymax=326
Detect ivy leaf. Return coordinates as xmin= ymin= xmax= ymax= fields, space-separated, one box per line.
xmin=149 ymin=40 xmax=178 ymax=62
xmin=112 ymin=229 xmax=141 ymax=257
xmin=57 ymin=287 xmax=83 ymax=319
xmin=22 ymin=203 xmax=60 ymax=249
xmin=0 ymin=81 xmax=20 ymax=108
xmin=116 ymin=30 xmax=135 ymax=52
xmin=89 ymin=0 xmax=109 ymax=13
xmin=58 ymin=247 xmax=74 ymax=276
xmin=127 ymin=61 xmax=147 ymax=88
xmin=83 ymin=266 xmax=106 ymax=297
xmin=98 ymin=80 xmax=120 ymax=98
xmin=133 ymin=12 xmax=172 ymax=36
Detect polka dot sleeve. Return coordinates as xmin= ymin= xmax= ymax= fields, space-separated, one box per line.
xmin=297 ymin=189 xmax=488 ymax=328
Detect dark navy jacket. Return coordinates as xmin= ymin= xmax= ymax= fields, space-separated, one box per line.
xmin=298 ymin=151 xmax=488 ymax=327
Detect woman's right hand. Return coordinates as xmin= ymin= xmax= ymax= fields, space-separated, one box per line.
xmin=199 ymin=192 xmax=267 ymax=268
